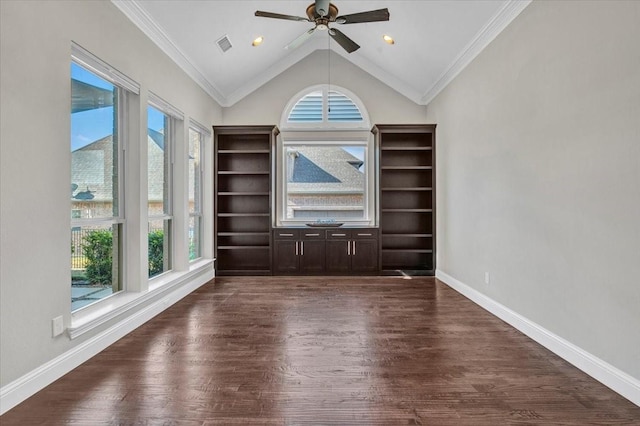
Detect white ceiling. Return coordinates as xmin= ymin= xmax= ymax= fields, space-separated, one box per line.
xmin=112 ymin=0 xmax=531 ymax=107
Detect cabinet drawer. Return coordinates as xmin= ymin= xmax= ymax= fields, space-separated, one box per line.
xmin=326 ymin=230 xmax=350 ymax=239
xmin=274 ymin=229 xmax=299 ymax=239
xmin=352 ymin=229 xmax=378 ymax=239
xmin=301 ymin=230 xmax=324 ymax=239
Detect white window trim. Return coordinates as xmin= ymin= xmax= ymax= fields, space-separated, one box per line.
xmin=71 ymin=55 xmax=134 ymax=312
xmin=71 ymin=42 xmax=139 ymax=94
xmin=187 ymin=125 xmax=205 ymax=262
xmin=147 ymin=103 xmax=178 ymax=279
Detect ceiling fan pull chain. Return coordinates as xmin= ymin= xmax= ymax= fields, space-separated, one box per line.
xmin=328 ymin=33 xmax=331 ymax=114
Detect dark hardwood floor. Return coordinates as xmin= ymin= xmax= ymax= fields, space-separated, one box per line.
xmin=2 ymin=277 xmax=639 ymax=425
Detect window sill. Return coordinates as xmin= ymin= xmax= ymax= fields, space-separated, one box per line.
xmin=69 ymin=258 xmax=214 ymax=339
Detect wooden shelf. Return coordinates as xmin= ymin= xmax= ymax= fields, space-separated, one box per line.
xmin=217 ymin=213 xmax=269 ymax=217
xmin=218 ymin=246 xmax=270 ymax=250
xmin=381 ymin=209 xmax=433 ymax=213
xmin=382 ymin=233 xmax=433 ymax=238
xmin=381 ymin=187 xmax=432 ymax=192
xmin=382 ymin=249 xmax=434 ymax=254
xmin=381 ymin=166 xmax=433 ymax=170
xmin=217 ymin=171 xmax=269 ymax=175
xmin=217 ymin=232 xmax=270 ymax=237
xmin=218 ymin=149 xmax=270 ymax=154
xmin=380 ymin=147 xmax=432 ymax=151
xmin=218 ymin=192 xmax=270 ymax=196
xmin=373 ymin=124 xmax=436 ymax=276
xmin=214 ymin=125 xmax=278 ymax=275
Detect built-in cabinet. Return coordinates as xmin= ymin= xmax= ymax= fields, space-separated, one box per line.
xmin=214 ymin=124 xmax=435 ymax=276
xmin=213 ymin=125 xmax=278 ymax=275
xmin=372 ymin=124 xmax=436 ymax=275
xmin=273 ymin=228 xmax=379 ymax=275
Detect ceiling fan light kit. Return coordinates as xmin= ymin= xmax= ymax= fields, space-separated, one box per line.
xmin=255 ymin=1 xmax=390 ymax=54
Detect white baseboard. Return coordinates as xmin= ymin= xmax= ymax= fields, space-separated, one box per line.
xmin=0 ymin=265 xmax=214 ymax=415
xmin=435 ymin=269 xmax=640 ymax=407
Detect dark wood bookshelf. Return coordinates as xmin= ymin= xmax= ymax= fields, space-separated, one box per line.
xmin=214 ymin=125 xmax=278 ymax=276
xmin=373 ymin=124 xmax=436 ymax=275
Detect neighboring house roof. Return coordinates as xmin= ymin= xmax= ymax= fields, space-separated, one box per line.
xmin=72 ymin=131 xmax=186 ymax=203
xmin=287 ymin=146 xmax=364 ymax=194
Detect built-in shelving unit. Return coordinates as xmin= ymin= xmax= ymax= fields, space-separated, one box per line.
xmin=214 ymin=125 xmax=278 ymax=275
xmin=372 ymin=124 xmax=436 ymax=275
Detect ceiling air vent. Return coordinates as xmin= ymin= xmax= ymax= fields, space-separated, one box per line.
xmin=216 ymin=35 xmax=233 ymax=53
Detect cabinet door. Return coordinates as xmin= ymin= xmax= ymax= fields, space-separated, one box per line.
xmin=273 ymin=240 xmax=298 ymax=274
xmin=351 ymin=239 xmax=378 ymax=273
xmin=299 ymin=240 xmax=325 ymax=274
xmin=325 ymin=240 xmax=351 ymax=274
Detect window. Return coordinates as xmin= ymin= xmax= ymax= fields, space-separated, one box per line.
xmin=188 ymin=124 xmax=206 ymax=261
xmin=282 ymin=85 xmax=369 ymax=130
xmin=284 ymin=143 xmax=367 ymax=220
xmin=278 ymin=85 xmax=374 ymax=226
xmin=147 ymin=102 xmax=172 ymax=278
xmin=70 ymin=43 xmax=139 ymax=311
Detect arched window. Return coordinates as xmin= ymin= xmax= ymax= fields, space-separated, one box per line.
xmin=277 ymin=86 xmax=374 ymax=226
xmin=281 ymin=85 xmax=370 ymax=130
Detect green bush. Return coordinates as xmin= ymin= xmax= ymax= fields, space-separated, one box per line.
xmin=82 ymin=230 xmax=113 ymax=285
xmin=148 ymin=230 xmax=164 ymax=277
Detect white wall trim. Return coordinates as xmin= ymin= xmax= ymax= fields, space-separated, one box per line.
xmin=435 ymin=269 xmax=640 ymax=407
xmin=110 ymin=0 xmax=226 ymax=106
xmin=421 ymin=0 xmax=532 ymax=105
xmin=0 ymin=265 xmax=214 ymax=415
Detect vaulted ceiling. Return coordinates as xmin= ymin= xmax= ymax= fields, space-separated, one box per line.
xmin=112 ymin=0 xmax=531 ymax=107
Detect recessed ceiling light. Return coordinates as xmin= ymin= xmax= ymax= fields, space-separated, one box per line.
xmin=383 ymin=35 xmax=395 ymax=45
xmin=252 ymin=36 xmax=264 ymax=47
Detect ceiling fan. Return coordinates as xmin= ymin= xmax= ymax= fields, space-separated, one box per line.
xmin=255 ymin=0 xmax=390 ymax=53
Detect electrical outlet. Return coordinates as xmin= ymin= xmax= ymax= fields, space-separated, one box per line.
xmin=484 ymin=272 xmax=491 ymax=285
xmin=52 ymin=316 xmax=64 ymax=337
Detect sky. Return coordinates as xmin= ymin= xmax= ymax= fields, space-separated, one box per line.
xmin=71 ymin=63 xmax=164 ymax=151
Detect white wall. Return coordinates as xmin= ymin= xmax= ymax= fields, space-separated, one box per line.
xmin=428 ymin=0 xmax=640 ymax=379
xmin=222 ymin=49 xmax=427 ymax=126
xmin=0 ymin=0 xmax=221 ymax=388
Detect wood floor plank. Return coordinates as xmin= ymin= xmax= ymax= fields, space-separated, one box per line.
xmin=2 ymin=276 xmax=638 ymax=425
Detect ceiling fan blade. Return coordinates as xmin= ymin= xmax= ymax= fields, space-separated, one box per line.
xmin=329 ymin=28 xmax=360 ymax=53
xmin=255 ymin=11 xmax=310 ymax=22
xmin=286 ymin=28 xmax=316 ymax=50
xmin=335 ymin=8 xmax=390 ymax=24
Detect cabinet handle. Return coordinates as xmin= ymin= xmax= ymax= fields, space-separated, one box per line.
xmin=280 ymin=233 xmax=294 ymax=237
xmin=295 ymin=241 xmax=298 ymax=256
xmin=333 ymin=233 xmax=346 ymax=237
xmin=353 ymin=241 xmax=356 ymax=255
xmin=357 ymin=233 xmax=372 ymax=236
xmin=306 ymin=233 xmax=320 ymax=237
xmin=347 ymin=241 xmax=351 ymax=255
xmin=301 ymin=241 xmax=304 ymax=255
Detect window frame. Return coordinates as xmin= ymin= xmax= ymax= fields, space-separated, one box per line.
xmin=187 ymin=121 xmax=208 ymax=262
xmin=70 ymin=43 xmax=139 ymax=312
xmin=280 ymin=85 xmax=370 ymax=131
xmin=147 ymin=92 xmax=183 ymax=279
xmin=277 ymin=85 xmax=375 ymax=227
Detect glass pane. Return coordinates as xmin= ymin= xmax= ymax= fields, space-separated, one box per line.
xmin=188 ymin=215 xmax=201 ymax=261
xmin=188 ymin=128 xmax=202 ymax=215
xmin=285 ymin=145 xmax=365 ymax=220
xmin=71 ymin=223 xmax=122 ymax=311
xmin=71 ymin=63 xmax=118 ymax=219
xmin=149 ymin=219 xmax=171 ymax=278
xmin=288 ymin=91 xmax=323 ymax=122
xmin=328 ymin=91 xmax=363 ymax=122
xmin=148 ymin=106 xmax=170 ymax=216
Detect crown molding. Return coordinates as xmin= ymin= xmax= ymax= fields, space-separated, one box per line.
xmin=110 ymin=0 xmax=228 ymax=106
xmin=421 ymin=0 xmax=532 ymax=105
